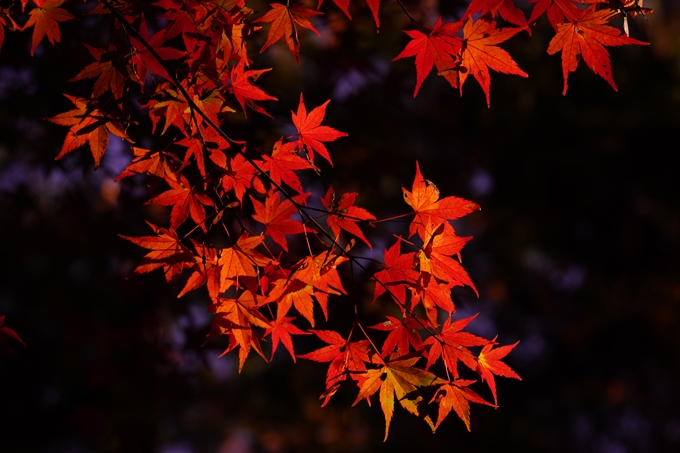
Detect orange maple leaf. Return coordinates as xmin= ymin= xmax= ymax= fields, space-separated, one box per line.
xmin=219 ymin=233 xmax=273 ymax=288
xmin=49 ymin=95 xmax=131 ymax=168
xmin=119 ymin=222 xmax=194 ymax=285
xmin=352 ymin=355 xmax=441 ymax=440
xmin=23 ymin=0 xmax=74 ymax=56
xmin=430 ymin=380 xmax=493 ymax=431
xmin=547 ymin=6 xmax=648 ymax=95
xmin=254 ymin=3 xmax=322 ymax=63
xmin=402 ymin=161 xmax=480 ymax=238
xmin=476 ymin=339 xmax=521 ymax=404
xmin=210 ymin=288 xmax=271 ymax=372
xmin=417 ymin=222 xmax=477 ymax=296
xmin=457 ymin=17 xmax=527 ymax=106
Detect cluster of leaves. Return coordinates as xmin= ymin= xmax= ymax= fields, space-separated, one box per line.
xmin=0 ymin=0 xmax=650 ymax=440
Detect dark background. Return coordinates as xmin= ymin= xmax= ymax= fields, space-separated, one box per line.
xmin=1 ymin=0 xmax=680 ymax=451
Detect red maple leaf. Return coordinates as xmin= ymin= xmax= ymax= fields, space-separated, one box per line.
xmin=321 ymin=185 xmax=376 ymax=248
xmin=402 ymin=161 xmax=480 ymax=238
xmin=291 ymin=94 xmax=347 ymax=166
xmin=266 ymin=316 xmax=309 ymax=361
xmin=69 ymin=44 xmax=127 ymax=100
xmin=528 ymin=0 xmax=581 ymax=29
xmin=129 ymin=18 xmax=185 ymax=85
xmin=22 ymin=0 xmax=74 ymax=55
xmin=476 ymin=339 xmax=521 ymax=404
xmin=372 ymin=239 xmax=418 ymax=304
xmin=176 ymin=241 xmax=223 ymax=303
xmin=463 ymin=0 xmax=528 ymax=28
xmin=254 ymin=3 xmax=322 ymax=63
xmin=424 ymin=314 xmax=489 ymax=378
xmin=220 ymin=152 xmax=266 ymax=203
xmin=146 ymin=175 xmax=214 ymax=232
xmin=251 ymin=190 xmax=311 ymax=251
xmin=370 ymin=315 xmax=427 ymax=358
xmin=224 ymin=60 xmax=277 ymax=117
xmin=261 ymin=139 xmax=316 ymax=195
xmin=298 ymin=330 xmax=372 ymax=405
xmin=392 ymin=18 xmax=463 ymax=97
xmin=546 ymin=6 xmax=648 ymax=95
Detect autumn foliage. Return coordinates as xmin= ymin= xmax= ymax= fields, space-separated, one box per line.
xmin=0 ymin=0 xmax=650 ymax=440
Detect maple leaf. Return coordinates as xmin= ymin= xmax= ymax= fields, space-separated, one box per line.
xmin=372 ymin=239 xmax=418 ymax=304
xmin=267 ymin=278 xmax=319 ymax=326
xmin=129 ymin=18 xmax=186 ymax=85
xmin=261 ymin=139 xmax=316 ymax=195
xmin=528 ymin=0 xmax=581 ymax=29
xmin=402 ymin=162 xmax=480 ymax=238
xmin=69 ymin=44 xmax=127 ymax=100
xmin=291 ymin=94 xmax=347 ymax=166
xmin=254 ymin=3 xmax=322 ymax=63
xmin=219 ymin=232 xmax=273 ymax=289
xmin=456 ymin=17 xmax=528 ymax=106
xmin=411 ymin=273 xmax=455 ymax=325
xmin=370 ymin=315 xmax=426 ymax=358
xmin=23 ymin=0 xmax=74 ymax=56
xmin=298 ymin=330 xmax=372 ymax=405
xmin=289 ymin=250 xmax=348 ymax=296
xmin=49 ymin=95 xmax=132 ymax=168
xmin=176 ymin=241 xmax=223 ymax=302
xmin=423 ymin=314 xmax=489 ymax=378
xmin=476 ymin=339 xmax=521 ymax=404
xmin=220 ymin=152 xmax=266 ymax=203
xmin=210 ymin=288 xmax=271 ymax=371
xmin=251 ymin=190 xmax=311 ymax=251
xmin=417 ymin=222 xmax=477 ymax=296
xmin=146 ymin=175 xmax=214 ymax=232
xmin=352 ymin=355 xmax=441 ymax=440
xmin=463 ymin=0 xmax=529 ymax=28
xmin=393 ymin=18 xmax=463 ymax=97
xmin=120 ymin=222 xmax=194 ymax=285
xmin=224 ymin=60 xmax=277 ymax=117
xmin=266 ymin=316 xmax=309 ymax=361
xmin=116 ymin=146 xmax=180 ymax=184
xmin=546 ymin=7 xmax=648 ymax=95
xmin=431 ymin=380 xmax=493 ymax=431
xmin=145 ymin=82 xmax=189 ymax=135
xmin=321 ymin=185 xmax=376 ymax=248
